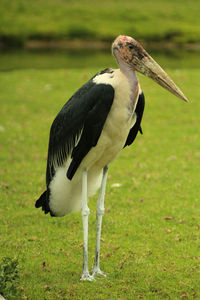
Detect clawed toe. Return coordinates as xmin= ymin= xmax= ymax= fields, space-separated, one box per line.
xmin=80 ymin=271 xmax=95 ymax=281
xmin=92 ymin=267 xmax=107 ymax=277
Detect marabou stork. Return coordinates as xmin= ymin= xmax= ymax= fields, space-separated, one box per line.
xmin=35 ymin=35 xmax=188 ymax=281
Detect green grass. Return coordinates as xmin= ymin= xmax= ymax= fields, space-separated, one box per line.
xmin=0 ymin=257 xmax=20 ymax=299
xmin=0 ymin=66 xmax=200 ymax=299
xmin=1 ymin=0 xmax=200 ymax=45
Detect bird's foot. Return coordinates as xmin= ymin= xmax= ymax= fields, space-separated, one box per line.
xmin=91 ymin=266 xmax=107 ymax=277
xmin=80 ymin=271 xmax=95 ymax=281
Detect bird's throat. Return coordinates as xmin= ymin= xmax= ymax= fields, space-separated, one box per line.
xmin=118 ymin=60 xmax=139 ymax=118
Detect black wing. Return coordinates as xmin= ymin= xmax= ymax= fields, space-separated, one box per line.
xmin=46 ymin=80 xmax=114 ymax=185
xmin=124 ymin=92 xmax=145 ymax=148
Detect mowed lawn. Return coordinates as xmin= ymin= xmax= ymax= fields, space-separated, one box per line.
xmin=0 ymin=66 xmax=199 ymax=299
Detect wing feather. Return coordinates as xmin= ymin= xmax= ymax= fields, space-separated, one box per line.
xmin=124 ymin=92 xmax=145 ymax=148
xmin=46 ymin=80 xmax=114 ymax=186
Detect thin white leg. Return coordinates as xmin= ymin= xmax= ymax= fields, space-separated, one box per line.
xmin=92 ymin=166 xmax=108 ymax=277
xmin=80 ymin=169 xmax=93 ymax=281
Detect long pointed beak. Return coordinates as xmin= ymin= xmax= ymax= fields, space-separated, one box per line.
xmin=134 ymin=53 xmax=188 ymax=102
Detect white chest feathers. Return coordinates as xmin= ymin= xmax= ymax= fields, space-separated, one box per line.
xmin=93 ymin=68 xmax=140 ymax=121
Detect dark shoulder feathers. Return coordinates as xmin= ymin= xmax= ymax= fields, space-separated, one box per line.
xmin=46 ymin=78 xmax=114 ymax=185
xmin=124 ymin=92 xmax=145 ymax=148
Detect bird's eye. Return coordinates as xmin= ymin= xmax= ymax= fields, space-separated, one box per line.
xmin=128 ymin=44 xmax=134 ymax=50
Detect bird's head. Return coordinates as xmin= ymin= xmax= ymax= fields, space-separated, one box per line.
xmin=112 ymin=35 xmax=188 ymax=102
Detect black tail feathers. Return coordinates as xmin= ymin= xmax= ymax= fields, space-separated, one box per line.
xmin=35 ymin=189 xmax=55 ymax=217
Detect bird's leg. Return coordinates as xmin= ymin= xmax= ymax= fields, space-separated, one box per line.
xmin=92 ymin=166 xmax=108 ymax=277
xmin=80 ymin=169 xmax=93 ymax=281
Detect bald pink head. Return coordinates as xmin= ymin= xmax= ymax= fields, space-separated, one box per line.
xmin=112 ymin=35 xmax=149 ymax=65
xmin=112 ymin=35 xmax=188 ymax=102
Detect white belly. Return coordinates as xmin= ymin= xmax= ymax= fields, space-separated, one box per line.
xmin=81 ymin=106 xmax=133 ymax=171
